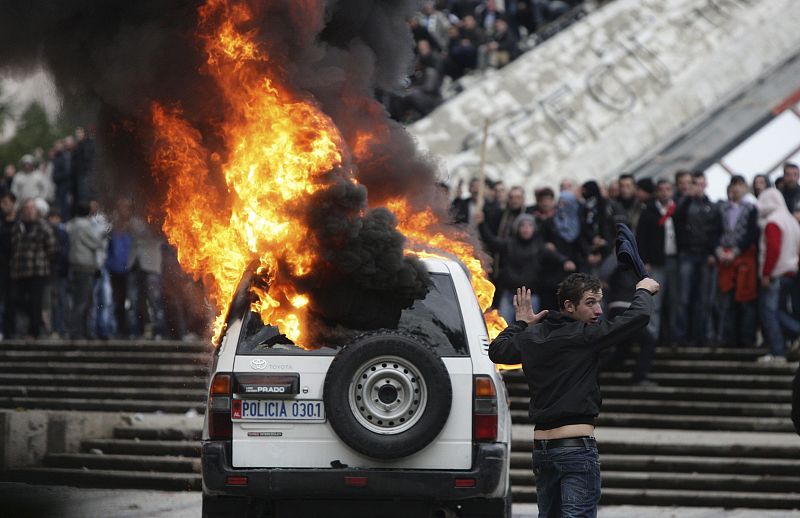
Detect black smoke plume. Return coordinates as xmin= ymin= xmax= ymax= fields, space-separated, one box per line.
xmin=0 ymin=0 xmax=460 ymax=338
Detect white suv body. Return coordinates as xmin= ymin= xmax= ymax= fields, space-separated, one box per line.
xmin=201 ymin=258 xmax=512 ymax=518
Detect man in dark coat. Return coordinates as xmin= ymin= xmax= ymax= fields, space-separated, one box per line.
xmin=5 ymin=199 xmax=57 ymax=339
xmin=636 ymin=179 xmax=678 ymax=344
xmin=488 ymin=273 xmax=659 ymax=517
xmin=673 ymin=172 xmax=722 ymax=346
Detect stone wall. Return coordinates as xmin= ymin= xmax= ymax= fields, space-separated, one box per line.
xmin=409 ymin=0 xmax=800 ymax=192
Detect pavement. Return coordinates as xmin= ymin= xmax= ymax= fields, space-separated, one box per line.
xmin=1 ymin=484 xmax=798 ymax=518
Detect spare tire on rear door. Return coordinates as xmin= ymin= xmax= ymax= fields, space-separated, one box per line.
xmin=323 ymin=330 xmax=453 ymax=459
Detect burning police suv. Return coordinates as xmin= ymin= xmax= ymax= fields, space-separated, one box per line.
xmin=201 ymin=257 xmax=512 ymax=518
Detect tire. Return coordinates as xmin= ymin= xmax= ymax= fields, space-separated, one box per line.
xmin=323 ymin=330 xmax=453 ymax=459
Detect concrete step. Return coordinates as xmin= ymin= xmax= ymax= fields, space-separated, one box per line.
xmin=621 ymin=359 xmax=798 ymax=376
xmin=510 ymin=410 xmax=796 ymax=432
xmin=113 ymin=427 xmax=202 ymax=441
xmin=509 ymin=452 xmax=800 ymax=476
xmin=506 ymin=384 xmax=793 ymax=403
xmin=512 ymin=486 xmax=800 ymax=509
xmin=504 ymin=370 xmax=795 ymax=390
xmin=0 ymin=373 xmax=206 ymax=389
xmin=0 ymin=397 xmax=205 ymax=414
xmin=508 ymin=397 xmax=791 ymax=417
xmin=0 ymin=350 xmax=210 ymax=364
xmin=0 ymin=339 xmax=210 ymax=353
xmin=0 ymin=386 xmax=205 ymax=401
xmin=81 ymin=439 xmax=200 ymax=457
xmin=651 ymin=347 xmax=765 ymax=361
xmin=3 ymin=467 xmax=200 ymax=491
xmin=511 ymin=469 xmax=800 ymax=493
xmin=0 ymin=362 xmax=208 ymax=376
xmin=44 ymin=453 xmax=200 ymax=473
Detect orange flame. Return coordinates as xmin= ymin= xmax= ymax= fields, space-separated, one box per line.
xmin=150 ymin=0 xmax=507 ymax=345
xmin=386 ymin=199 xmax=507 ymax=339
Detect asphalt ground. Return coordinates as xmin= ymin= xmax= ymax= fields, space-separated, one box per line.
xmin=1 ymin=484 xmax=797 ymax=518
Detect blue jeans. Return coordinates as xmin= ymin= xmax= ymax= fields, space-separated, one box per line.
xmin=89 ymin=269 xmax=115 ymax=339
xmin=126 ymin=268 xmax=166 ymax=338
xmin=759 ymin=276 xmax=800 ymax=357
xmin=676 ymin=254 xmax=714 ymax=345
xmin=533 ymin=440 xmax=601 ymax=518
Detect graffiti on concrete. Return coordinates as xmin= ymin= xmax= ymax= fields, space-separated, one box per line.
xmin=410 ymin=0 xmax=794 ymax=193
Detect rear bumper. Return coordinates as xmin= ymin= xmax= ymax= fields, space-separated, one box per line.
xmin=201 ymin=441 xmax=507 ymax=501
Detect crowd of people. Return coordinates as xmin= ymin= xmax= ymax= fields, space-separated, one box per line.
xmin=385 ymin=0 xmax=587 ymax=122
xmin=451 ymin=163 xmax=800 ymax=382
xmin=0 ymin=130 xmax=207 ymax=342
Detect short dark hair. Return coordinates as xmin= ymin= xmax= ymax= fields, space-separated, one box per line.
xmin=636 ymin=178 xmax=655 ymax=194
xmin=619 ymin=173 xmax=635 ymax=183
xmin=729 ymin=175 xmax=746 ymax=186
xmin=74 ymin=202 xmax=91 ymax=217
xmin=674 ymin=170 xmax=691 ymax=183
xmin=691 ymin=171 xmax=705 ymax=180
xmin=535 ymin=187 xmax=554 ymax=200
xmin=557 ymin=273 xmax=602 ymax=310
xmin=656 ymin=179 xmax=672 ymax=189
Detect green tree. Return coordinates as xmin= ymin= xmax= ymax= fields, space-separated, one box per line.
xmin=0 ymin=101 xmax=57 ymax=169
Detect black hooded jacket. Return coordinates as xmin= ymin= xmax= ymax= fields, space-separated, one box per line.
xmin=489 ymin=289 xmax=654 ymax=429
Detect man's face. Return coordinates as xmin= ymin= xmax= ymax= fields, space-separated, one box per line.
xmin=507 ymin=188 xmax=525 ymax=210
xmin=692 ymin=176 xmax=706 ymax=197
xmin=559 ymin=179 xmax=574 ymax=193
xmin=618 ymin=178 xmax=635 ymax=200
xmin=656 ymin=182 xmax=673 ymax=204
xmin=3 ymin=165 xmax=14 ymax=179
xmin=468 ymin=179 xmax=480 ymax=198
xmin=494 ymin=182 xmax=507 ymax=205
xmin=677 ymin=174 xmax=692 ymax=195
xmin=730 ymin=182 xmax=746 ymax=201
xmin=565 ymin=289 xmax=604 ymax=324
xmin=537 ymin=195 xmax=555 ymax=213
xmin=116 ymin=198 xmax=133 ymax=220
xmin=21 ymin=201 xmax=38 ymax=222
xmin=784 ymin=166 xmax=800 ymax=189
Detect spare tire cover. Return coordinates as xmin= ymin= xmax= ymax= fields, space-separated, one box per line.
xmin=323 ymin=331 xmax=453 ymax=459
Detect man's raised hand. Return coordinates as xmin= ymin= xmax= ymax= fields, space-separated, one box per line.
xmin=513 ymin=286 xmax=549 ymax=325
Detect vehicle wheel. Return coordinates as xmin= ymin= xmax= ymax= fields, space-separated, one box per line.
xmin=202 ymin=495 xmax=266 ymax=518
xmin=324 ymin=330 xmax=452 ymax=459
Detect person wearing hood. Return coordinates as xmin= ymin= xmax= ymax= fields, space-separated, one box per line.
xmin=478 ymin=212 xmax=576 ymax=324
xmin=540 ymin=190 xmax=584 ymax=309
xmin=756 ymin=188 xmax=800 ymax=362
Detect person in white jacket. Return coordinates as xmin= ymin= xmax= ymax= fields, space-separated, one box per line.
xmin=756 ymin=188 xmax=800 ymax=362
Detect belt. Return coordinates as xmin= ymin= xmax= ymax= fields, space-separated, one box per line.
xmin=533 ymin=436 xmax=596 ymax=450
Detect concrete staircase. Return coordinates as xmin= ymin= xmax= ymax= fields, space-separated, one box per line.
xmin=0 ymin=340 xmax=208 ymax=414
xmin=9 ymin=426 xmax=202 ymax=491
xmin=1 ymin=340 xmax=798 ymax=508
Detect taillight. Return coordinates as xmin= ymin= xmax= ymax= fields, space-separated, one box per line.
xmin=208 ymin=372 xmax=232 ymax=439
xmin=473 ymin=375 xmax=498 ymax=442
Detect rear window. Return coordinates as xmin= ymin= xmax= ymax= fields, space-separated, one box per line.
xmin=236 ymin=273 xmax=468 ymax=356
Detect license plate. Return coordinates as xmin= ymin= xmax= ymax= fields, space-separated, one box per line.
xmin=232 ymin=399 xmax=325 ymax=422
